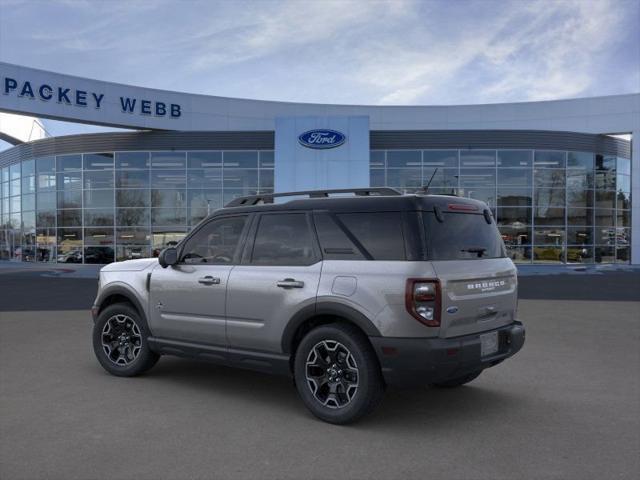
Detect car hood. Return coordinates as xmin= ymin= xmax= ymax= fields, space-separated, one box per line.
xmin=100 ymin=258 xmax=158 ymax=272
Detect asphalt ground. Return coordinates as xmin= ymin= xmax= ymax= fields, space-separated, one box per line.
xmin=0 ymin=271 xmax=639 ymax=479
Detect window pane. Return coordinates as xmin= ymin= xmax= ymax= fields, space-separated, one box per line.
xmin=459 ymin=188 xmax=496 ymax=208
xmin=181 ymin=216 xmax=247 ymax=264
xmin=532 ymin=246 xmax=564 ymax=263
xmin=534 ymin=187 xmax=565 ymax=208
xmin=57 ymin=154 xmax=82 ymax=171
xmin=251 ymin=214 xmax=315 ymax=265
xmin=10 ymin=179 xmax=21 ymax=196
xmin=188 ymin=169 xmax=222 ymax=188
xmin=259 ymin=170 xmax=274 ymax=189
xmin=151 ymin=189 xmax=185 ymax=208
xmin=386 ymin=169 xmax=421 ymax=189
xmin=22 ymin=193 xmax=35 ymax=211
xmin=116 ymin=152 xmax=149 ymax=169
xmin=596 ymin=155 xmax=616 ymax=172
xmin=460 ymin=150 xmax=495 ymax=167
xmin=497 ymin=169 xmax=531 ymax=186
xmin=83 ymin=153 xmax=114 ymax=170
xmin=566 ymin=169 xmax=593 ymax=189
xmin=36 ymin=157 xmax=55 ymax=174
xmin=458 ymin=168 xmax=495 ymax=187
xmin=84 ymin=209 xmax=114 ymax=226
xmin=498 ymin=151 xmax=532 ymax=168
xmin=21 ymin=159 xmax=35 ymax=176
xmin=151 ymin=170 xmax=186 ymax=189
xmin=422 ymin=168 xmax=458 ymax=189
xmin=595 ymin=227 xmax=615 ymax=245
xmin=57 ymin=209 xmax=82 ymax=227
xmin=616 ymin=174 xmax=630 ymax=194
xmin=567 ymin=227 xmax=593 ymax=244
xmin=499 ymin=225 xmax=531 ymax=246
xmin=36 ymin=210 xmax=56 ymax=228
xmin=595 ymin=246 xmax=615 ymax=264
xmin=84 ymin=170 xmax=114 ymax=189
xmin=116 ymin=228 xmax=150 ymax=245
xmin=116 ymin=170 xmax=149 ymax=188
xmin=534 ymin=151 xmax=565 ymax=168
xmin=224 ymin=151 xmax=258 ymax=169
xmin=567 ymin=208 xmax=593 ymax=226
xmin=567 ymin=246 xmax=593 ymax=264
xmin=150 ymin=152 xmax=186 ymax=169
xmin=338 ymin=212 xmax=406 ymax=260
xmin=566 ymin=188 xmax=593 ymax=208
xmin=314 ymin=213 xmax=365 ymax=260
xmin=534 ymin=206 xmax=565 ymax=225
xmin=497 ymin=207 xmax=531 ymax=225
xmin=616 ymin=157 xmax=630 ymax=176
xmin=117 ymin=189 xmax=150 ymax=208
xmin=187 ymin=151 xmax=222 ymax=169
xmin=370 ymin=151 xmax=385 ymax=168
xmin=84 ymin=190 xmax=114 ymax=209
xmin=57 ymin=171 xmax=82 ymax=190
xmin=37 ymin=173 xmax=56 ymax=191
xmin=387 ymin=151 xmax=421 ymax=168
xmin=534 ymin=227 xmax=565 ymax=245
xmin=567 ymin=151 xmax=594 ymax=169
xmin=223 ymin=169 xmax=258 ymax=188
xmin=498 ymin=188 xmax=532 ymax=207
xmin=84 ymin=246 xmax=115 ymax=264
xmin=116 ymin=245 xmax=151 ymax=262
xmin=594 ymin=209 xmax=615 ymax=227
xmin=534 ymin=169 xmax=565 ymax=187
xmin=615 ymin=246 xmax=629 ymax=264
xmin=57 ymin=190 xmax=82 ymax=209
xmin=151 ymin=208 xmax=186 ymax=226
xmin=595 ymin=191 xmax=616 ymax=209
xmin=38 ymin=191 xmax=57 ymax=210
xmin=370 ymin=169 xmax=385 ymax=187
xmin=505 ymin=246 xmax=530 ymax=263
xmin=117 ymin=208 xmax=150 ymax=226
xmin=21 ymin=176 xmax=35 ymax=194
xmin=423 ymin=150 xmax=458 ymax=168
xmin=259 ymin=151 xmax=274 ymax=168
xmin=616 ymin=210 xmax=631 ymax=228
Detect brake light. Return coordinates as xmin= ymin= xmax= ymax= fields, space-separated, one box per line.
xmin=448 ymin=203 xmax=478 ymax=212
xmin=405 ymin=279 xmax=441 ymax=327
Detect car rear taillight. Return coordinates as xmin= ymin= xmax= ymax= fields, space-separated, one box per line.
xmin=405 ymin=279 xmax=441 ymax=327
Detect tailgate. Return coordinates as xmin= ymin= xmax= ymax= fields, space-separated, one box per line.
xmin=432 ymin=258 xmax=518 ymax=338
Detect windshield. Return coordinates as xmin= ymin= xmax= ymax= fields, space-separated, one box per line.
xmin=423 ymin=211 xmax=506 ymax=260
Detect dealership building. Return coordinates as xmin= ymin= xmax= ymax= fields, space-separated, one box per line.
xmin=0 ymin=62 xmax=638 ymax=265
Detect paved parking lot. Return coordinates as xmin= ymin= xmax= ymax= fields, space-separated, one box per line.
xmin=1 ymin=272 xmax=639 ymax=479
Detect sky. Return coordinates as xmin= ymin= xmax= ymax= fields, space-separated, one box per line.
xmin=0 ymin=0 xmax=639 ymax=142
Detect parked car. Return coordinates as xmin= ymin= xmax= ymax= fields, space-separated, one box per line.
xmin=91 ymin=188 xmax=525 ymax=424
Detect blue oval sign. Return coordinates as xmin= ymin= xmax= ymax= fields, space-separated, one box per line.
xmin=446 ymin=306 xmax=459 ymax=314
xmin=298 ymin=129 xmax=346 ymax=149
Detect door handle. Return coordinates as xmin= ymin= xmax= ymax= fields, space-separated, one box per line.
xmin=198 ymin=276 xmax=221 ymax=285
xmin=277 ymin=278 xmax=305 ymax=289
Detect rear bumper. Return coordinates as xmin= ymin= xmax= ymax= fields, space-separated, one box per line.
xmin=369 ymin=321 xmax=525 ymax=388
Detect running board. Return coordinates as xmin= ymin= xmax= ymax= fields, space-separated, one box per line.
xmin=147 ymin=337 xmax=291 ymax=376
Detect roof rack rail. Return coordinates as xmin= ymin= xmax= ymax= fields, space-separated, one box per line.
xmin=224 ymin=187 xmax=402 ymax=207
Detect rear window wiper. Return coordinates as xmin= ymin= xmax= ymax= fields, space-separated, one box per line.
xmin=460 ymin=247 xmax=487 ymax=257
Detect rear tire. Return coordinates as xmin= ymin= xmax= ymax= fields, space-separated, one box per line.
xmin=92 ymin=303 xmax=159 ymax=377
xmin=294 ymin=323 xmax=384 ymax=424
xmin=431 ymin=370 xmax=482 ymax=388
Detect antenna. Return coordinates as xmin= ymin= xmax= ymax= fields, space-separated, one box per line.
xmin=418 ymin=168 xmax=439 ymax=194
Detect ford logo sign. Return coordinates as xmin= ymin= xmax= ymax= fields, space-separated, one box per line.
xmin=298 ymin=129 xmax=346 ymax=149
xmin=446 ymin=306 xmax=459 ymax=314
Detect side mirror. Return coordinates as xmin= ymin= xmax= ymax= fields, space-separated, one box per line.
xmin=158 ymin=247 xmax=178 ymax=268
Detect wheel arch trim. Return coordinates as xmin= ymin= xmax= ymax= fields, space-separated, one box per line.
xmin=94 ymin=283 xmax=148 ymax=326
xmin=281 ymin=301 xmax=381 ymax=354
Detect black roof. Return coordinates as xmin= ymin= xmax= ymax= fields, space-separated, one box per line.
xmin=216 ymin=192 xmax=488 ymax=216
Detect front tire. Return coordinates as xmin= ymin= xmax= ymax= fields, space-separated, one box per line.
xmin=92 ymin=303 xmax=159 ymax=377
xmin=294 ymin=323 xmax=384 ymax=424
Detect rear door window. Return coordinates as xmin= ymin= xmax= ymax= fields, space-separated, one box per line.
xmin=423 ymin=212 xmax=505 ymax=260
xmin=251 ymin=213 xmax=318 ymax=266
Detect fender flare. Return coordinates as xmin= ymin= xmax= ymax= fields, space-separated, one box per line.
xmin=281 ymin=301 xmax=381 ymax=354
xmin=94 ymin=284 xmax=147 ymax=324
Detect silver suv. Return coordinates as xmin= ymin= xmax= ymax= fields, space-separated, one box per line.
xmin=91 ymin=188 xmax=525 ymax=424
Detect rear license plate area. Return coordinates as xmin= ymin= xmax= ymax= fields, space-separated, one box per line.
xmin=480 ymin=331 xmax=499 ymax=357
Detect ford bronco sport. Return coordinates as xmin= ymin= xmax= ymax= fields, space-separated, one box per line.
xmin=91 ymin=188 xmax=525 ymax=424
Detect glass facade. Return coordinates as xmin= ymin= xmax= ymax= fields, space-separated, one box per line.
xmin=0 ymin=151 xmax=274 ymax=263
xmin=371 ymin=149 xmax=631 ymax=264
xmin=0 ymin=147 xmax=632 ymax=265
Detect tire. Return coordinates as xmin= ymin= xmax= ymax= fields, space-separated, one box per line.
xmin=294 ymin=323 xmax=384 ymax=425
xmin=92 ymin=303 xmax=159 ymax=377
xmin=431 ymin=370 xmax=482 ymax=388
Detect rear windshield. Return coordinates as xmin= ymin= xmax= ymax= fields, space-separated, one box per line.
xmin=423 ymin=212 xmax=505 ymax=260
